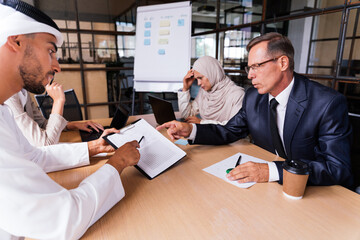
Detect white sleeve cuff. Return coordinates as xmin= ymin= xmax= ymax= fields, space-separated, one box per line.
xmin=85 ymin=164 xmax=125 ymax=225
xmin=187 ymin=123 xmax=197 ymax=140
xmin=268 ymin=161 xmax=280 ymax=182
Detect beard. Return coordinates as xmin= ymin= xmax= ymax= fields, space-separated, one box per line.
xmin=20 ymin=67 xmax=46 ymax=94
xmin=19 ymin=45 xmax=53 ymax=94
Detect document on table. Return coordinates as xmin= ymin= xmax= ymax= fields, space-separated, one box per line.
xmin=104 ymin=119 xmax=186 ymax=179
xmin=202 ymin=153 xmax=268 ymax=189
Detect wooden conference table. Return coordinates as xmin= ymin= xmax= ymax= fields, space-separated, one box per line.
xmin=51 ymin=114 xmax=360 ymax=240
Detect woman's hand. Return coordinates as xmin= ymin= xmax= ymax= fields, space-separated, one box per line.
xmin=47 ymin=82 xmax=65 ymax=116
xmin=182 ymin=69 xmax=195 ymax=91
xmin=46 ymin=82 xmax=65 ymax=105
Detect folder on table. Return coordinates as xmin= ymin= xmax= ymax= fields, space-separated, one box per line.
xmin=103 ymin=119 xmax=186 ymax=179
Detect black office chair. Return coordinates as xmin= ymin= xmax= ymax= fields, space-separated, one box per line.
xmin=349 ymin=113 xmax=360 ymax=194
xmin=35 ymin=89 xmax=83 ymax=121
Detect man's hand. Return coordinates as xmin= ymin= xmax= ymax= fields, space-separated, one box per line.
xmin=185 ymin=116 xmax=201 ymax=124
xmin=87 ymin=128 xmax=119 ymax=156
xmin=182 ymin=69 xmax=196 ymax=91
xmin=107 ymin=140 xmax=140 ymax=174
xmin=156 ymin=120 xmax=193 ymax=141
xmin=226 ymin=162 xmax=269 ymax=183
xmin=67 ymin=121 xmax=104 ymax=132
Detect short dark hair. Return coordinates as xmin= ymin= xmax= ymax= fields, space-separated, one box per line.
xmin=246 ymin=32 xmax=295 ymax=71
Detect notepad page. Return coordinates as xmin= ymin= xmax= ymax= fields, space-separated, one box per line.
xmin=106 ymin=119 xmax=186 ymax=178
xmin=202 ymin=153 xmax=268 ymax=189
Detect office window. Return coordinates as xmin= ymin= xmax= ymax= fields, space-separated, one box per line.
xmin=93 ymin=34 xmax=117 ymax=63
xmin=57 ymin=32 xmax=80 ymax=63
xmin=192 ymin=0 xmax=217 ymax=34
xmin=79 ymin=21 xmax=92 ymax=30
xmin=192 ymin=33 xmax=216 ymax=59
xmin=65 ymin=20 xmax=77 ymax=29
xmin=340 ymin=8 xmax=360 ymax=77
xmin=223 ymin=29 xmax=260 ymax=70
xmin=117 ymin=22 xmax=136 ymax=58
xmin=80 ymin=34 xmax=94 ymax=63
xmin=93 ymin=22 xmax=116 ymax=31
xmin=307 ymin=11 xmax=342 ymax=77
xmin=221 ymin=0 xmax=262 ymax=26
xmin=116 ymin=21 xmax=135 ymax=32
xmin=265 ymin=0 xmax=316 ymax=19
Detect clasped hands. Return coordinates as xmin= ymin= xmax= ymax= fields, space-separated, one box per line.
xmin=156 ymin=120 xmax=269 ymax=183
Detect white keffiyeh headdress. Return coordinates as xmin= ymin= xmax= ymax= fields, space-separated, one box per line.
xmin=0 ymin=0 xmax=63 ymax=47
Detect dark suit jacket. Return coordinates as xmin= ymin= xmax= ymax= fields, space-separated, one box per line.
xmin=194 ymin=73 xmax=353 ymax=187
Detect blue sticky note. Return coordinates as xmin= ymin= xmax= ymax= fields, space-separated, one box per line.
xmin=174 ymin=139 xmax=188 ymax=145
xmin=158 ymin=49 xmax=165 ymax=55
xmin=144 ymin=39 xmax=151 ymax=46
xmin=144 ymin=30 xmax=151 ymax=37
xmin=145 ymin=22 xmax=151 ymax=28
xmin=178 ymin=19 xmax=184 ymax=26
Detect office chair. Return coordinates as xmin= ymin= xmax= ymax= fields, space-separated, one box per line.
xmin=349 ymin=113 xmax=360 ymax=194
xmin=35 ymin=89 xmax=83 ymax=121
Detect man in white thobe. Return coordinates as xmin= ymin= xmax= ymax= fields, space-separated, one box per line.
xmin=0 ymin=1 xmax=140 ymax=239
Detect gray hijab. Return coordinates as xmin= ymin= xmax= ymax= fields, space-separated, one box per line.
xmin=193 ymin=56 xmax=245 ymax=122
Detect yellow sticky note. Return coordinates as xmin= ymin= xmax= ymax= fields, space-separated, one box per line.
xmin=158 ymin=39 xmax=169 ymax=45
xmin=160 ymin=20 xmax=170 ymax=27
xmin=159 ymin=29 xmax=170 ymax=36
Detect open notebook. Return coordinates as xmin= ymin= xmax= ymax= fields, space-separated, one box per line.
xmin=103 ymin=119 xmax=186 ymax=179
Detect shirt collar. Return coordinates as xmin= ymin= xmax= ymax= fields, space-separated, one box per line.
xmin=18 ymin=89 xmax=28 ymax=108
xmin=269 ymin=77 xmax=294 ymax=107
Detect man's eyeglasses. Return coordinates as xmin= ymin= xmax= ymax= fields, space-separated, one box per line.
xmin=245 ymin=57 xmax=280 ymax=74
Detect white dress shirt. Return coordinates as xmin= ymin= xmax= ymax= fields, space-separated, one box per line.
xmin=0 ymin=105 xmax=124 ymax=240
xmin=188 ymin=77 xmax=295 ymax=182
xmin=267 ymin=78 xmax=294 ymax=181
xmin=4 ymin=90 xmax=68 ymax=146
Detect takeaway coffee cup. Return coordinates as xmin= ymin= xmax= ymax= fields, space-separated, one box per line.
xmin=282 ymin=160 xmax=310 ymax=200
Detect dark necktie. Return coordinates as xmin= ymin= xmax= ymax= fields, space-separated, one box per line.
xmin=269 ymin=98 xmax=287 ymax=159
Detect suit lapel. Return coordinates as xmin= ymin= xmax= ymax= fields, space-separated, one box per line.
xmin=283 ymin=74 xmax=308 ymax=160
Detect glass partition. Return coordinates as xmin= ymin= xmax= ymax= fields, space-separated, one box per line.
xmin=307 ymin=12 xmax=343 ymax=75
xmin=221 ymin=0 xmax=262 ymax=26
xmin=223 ymin=28 xmax=261 ymax=70
xmin=192 ymin=33 xmax=216 ymax=59
xmin=192 ymin=0 xmax=218 ymax=34
xmin=117 ymin=22 xmax=136 ymax=58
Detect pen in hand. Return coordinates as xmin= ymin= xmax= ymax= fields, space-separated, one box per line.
xmin=235 ymin=155 xmax=242 ymax=167
xmin=226 ymin=154 xmax=242 ymax=174
xmin=138 ymin=136 xmax=144 ymax=144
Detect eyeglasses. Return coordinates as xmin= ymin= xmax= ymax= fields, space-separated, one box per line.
xmin=245 ymin=57 xmax=280 ymax=74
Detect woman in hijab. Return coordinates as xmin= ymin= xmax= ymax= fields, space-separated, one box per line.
xmin=178 ymin=56 xmax=245 ymax=125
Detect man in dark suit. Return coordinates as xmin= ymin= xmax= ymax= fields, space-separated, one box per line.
xmin=157 ymin=32 xmax=353 ymax=187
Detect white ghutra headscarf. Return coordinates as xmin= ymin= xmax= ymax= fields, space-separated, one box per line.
xmin=0 ymin=0 xmax=63 ymax=47
xmin=193 ymin=56 xmax=245 ymax=122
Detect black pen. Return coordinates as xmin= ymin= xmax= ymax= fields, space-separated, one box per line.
xmin=235 ymin=155 xmax=242 ymax=167
xmin=38 ymin=77 xmax=54 ymax=109
xmin=226 ymin=155 xmax=242 ymax=174
xmin=138 ymin=136 xmax=144 ymax=144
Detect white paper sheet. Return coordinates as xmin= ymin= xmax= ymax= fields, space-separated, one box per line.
xmin=202 ymin=153 xmax=268 ymax=189
xmin=105 ymin=119 xmax=186 ymax=178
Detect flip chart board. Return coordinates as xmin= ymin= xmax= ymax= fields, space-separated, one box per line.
xmin=134 ymin=1 xmax=192 ymax=92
